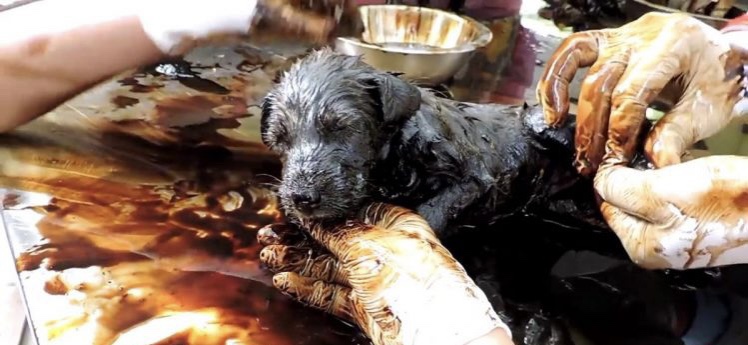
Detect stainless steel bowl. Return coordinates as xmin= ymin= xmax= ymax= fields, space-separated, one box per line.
xmin=334 ymin=5 xmax=493 ymax=85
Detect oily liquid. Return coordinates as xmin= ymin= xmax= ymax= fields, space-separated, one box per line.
xmin=3 ymin=49 xmax=369 ymax=345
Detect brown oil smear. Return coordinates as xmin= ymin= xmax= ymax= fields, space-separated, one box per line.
xmin=111 ymin=96 xmax=140 ymax=109
xmin=596 ymin=155 xmax=748 ymax=270
xmin=2 ymin=44 xmax=368 ymax=345
xmin=118 ymin=77 xmax=164 ymax=94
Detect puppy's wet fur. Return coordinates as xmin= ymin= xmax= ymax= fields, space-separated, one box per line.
xmin=261 ymin=48 xmax=605 ymax=235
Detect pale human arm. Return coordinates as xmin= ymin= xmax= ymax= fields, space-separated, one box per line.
xmin=0 ymin=0 xmax=358 ymax=133
xmin=0 ymin=2 xmax=163 ymax=132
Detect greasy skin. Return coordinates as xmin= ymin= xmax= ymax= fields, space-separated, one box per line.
xmin=251 ymin=0 xmax=362 ymax=43
xmin=594 ymin=156 xmax=748 ymax=270
xmin=258 ymin=203 xmax=509 ymax=345
xmin=537 ymin=12 xmax=748 ymax=176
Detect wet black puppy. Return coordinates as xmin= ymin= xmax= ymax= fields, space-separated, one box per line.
xmin=261 ymin=48 xmax=599 ymax=235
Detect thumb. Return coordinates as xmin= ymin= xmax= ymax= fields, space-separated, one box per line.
xmin=599 ymin=202 xmax=668 ymax=269
xmin=272 ymin=272 xmax=353 ymax=320
xmin=305 ymin=220 xmax=368 ymax=260
xmin=594 ymin=164 xmax=671 ymax=224
xmin=643 ymin=105 xmax=691 ymax=168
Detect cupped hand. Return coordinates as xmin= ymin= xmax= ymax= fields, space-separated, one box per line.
xmin=251 ymin=0 xmax=362 ymax=43
xmin=537 ymin=12 xmax=748 ymax=176
xmin=257 ymin=203 xmax=513 ymax=345
xmin=593 ymin=155 xmax=748 ymax=270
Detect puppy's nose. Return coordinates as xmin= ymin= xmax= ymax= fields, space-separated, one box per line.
xmin=291 ymin=190 xmax=321 ymax=211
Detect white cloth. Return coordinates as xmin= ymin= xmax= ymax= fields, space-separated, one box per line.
xmin=138 ymin=0 xmax=257 ymax=54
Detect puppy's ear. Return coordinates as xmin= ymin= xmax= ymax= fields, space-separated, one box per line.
xmin=260 ymin=95 xmax=274 ymax=146
xmin=368 ymin=72 xmax=421 ymax=124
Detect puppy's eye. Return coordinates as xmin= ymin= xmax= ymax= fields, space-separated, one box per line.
xmin=262 ymin=122 xmax=290 ymax=152
xmin=322 ymin=116 xmax=346 ymax=132
xmin=271 ymin=127 xmax=290 ymax=147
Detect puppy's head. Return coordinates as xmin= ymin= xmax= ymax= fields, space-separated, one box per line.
xmin=261 ymin=48 xmax=421 ymax=220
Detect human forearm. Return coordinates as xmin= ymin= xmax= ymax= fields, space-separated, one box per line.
xmin=0 ymin=13 xmax=163 ymax=132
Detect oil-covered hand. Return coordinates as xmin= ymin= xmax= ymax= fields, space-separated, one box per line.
xmin=593 ymin=155 xmax=748 ymax=270
xmin=257 ymin=203 xmax=513 ymax=345
xmin=537 ymin=12 xmax=748 ymax=176
xmin=251 ymin=0 xmax=362 ymax=42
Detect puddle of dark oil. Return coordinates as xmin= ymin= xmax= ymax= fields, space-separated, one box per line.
xmin=3 ymin=49 xmax=371 ymax=345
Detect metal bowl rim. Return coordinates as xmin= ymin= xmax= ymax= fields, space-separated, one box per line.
xmin=337 ymin=4 xmax=494 ymax=56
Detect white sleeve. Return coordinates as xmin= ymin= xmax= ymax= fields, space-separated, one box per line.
xmin=0 ymin=0 xmax=258 ymax=55
xmin=138 ymin=0 xmax=258 ymax=55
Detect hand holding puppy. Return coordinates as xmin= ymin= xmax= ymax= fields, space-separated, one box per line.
xmin=258 ymin=203 xmax=513 ymax=345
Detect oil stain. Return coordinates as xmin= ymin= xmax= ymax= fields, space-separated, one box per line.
xmin=143 ymin=59 xmax=231 ymax=95
xmin=732 ymin=190 xmax=748 ymax=209
xmin=118 ymin=77 xmax=163 ymax=93
xmin=111 ymin=95 xmax=139 ymax=109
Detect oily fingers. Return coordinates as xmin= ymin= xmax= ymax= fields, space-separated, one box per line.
xmin=260 ymin=244 xmax=349 ymax=284
xmin=272 ymin=271 xmax=354 ymax=320
xmin=537 ymin=31 xmax=601 ymax=128
xmin=574 ymin=48 xmax=628 ymax=175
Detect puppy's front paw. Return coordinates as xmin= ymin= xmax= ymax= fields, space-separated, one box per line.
xmin=416 ymin=204 xmax=448 ymax=234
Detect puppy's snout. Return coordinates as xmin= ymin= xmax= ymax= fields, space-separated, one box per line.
xmin=291 ymin=190 xmax=321 ymax=212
